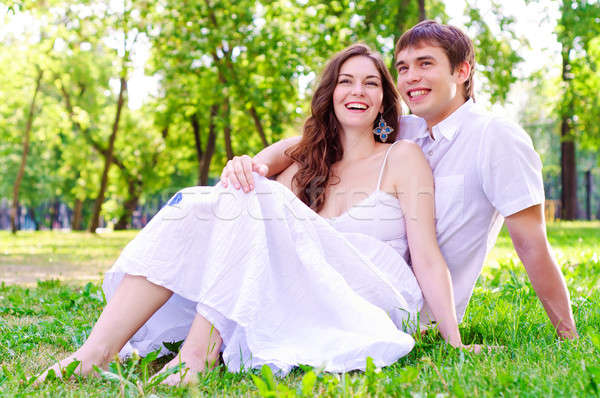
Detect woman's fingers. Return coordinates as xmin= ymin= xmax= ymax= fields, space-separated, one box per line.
xmin=231 ymin=156 xmax=248 ymax=192
xmin=219 ymin=155 xmax=266 ymax=192
xmin=219 ymin=160 xmax=233 ymax=188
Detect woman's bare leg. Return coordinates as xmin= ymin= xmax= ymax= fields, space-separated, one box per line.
xmin=36 ymin=274 xmax=173 ymax=383
xmin=158 ymin=313 xmax=223 ymax=386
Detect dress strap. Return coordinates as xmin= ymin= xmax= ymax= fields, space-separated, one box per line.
xmin=376 ymin=141 xmax=400 ymax=191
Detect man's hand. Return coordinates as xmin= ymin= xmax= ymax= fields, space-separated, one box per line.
xmin=220 ymin=155 xmax=269 ymax=192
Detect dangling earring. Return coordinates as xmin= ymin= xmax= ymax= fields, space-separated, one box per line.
xmin=373 ymin=113 xmax=393 ymax=143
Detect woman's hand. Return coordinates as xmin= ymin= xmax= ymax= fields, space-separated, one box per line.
xmin=220 ymin=155 xmax=269 ymax=192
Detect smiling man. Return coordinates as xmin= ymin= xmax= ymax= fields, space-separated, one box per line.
xmin=220 ymin=20 xmax=578 ymax=339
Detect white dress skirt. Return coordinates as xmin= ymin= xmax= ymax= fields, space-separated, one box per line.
xmin=103 ymin=176 xmax=423 ymax=375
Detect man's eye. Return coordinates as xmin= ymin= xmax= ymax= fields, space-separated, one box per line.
xmin=421 ymin=61 xmax=432 ymax=67
xmin=397 ymin=66 xmax=408 ymax=73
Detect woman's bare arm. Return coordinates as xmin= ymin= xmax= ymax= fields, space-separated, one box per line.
xmin=220 ymin=136 xmax=300 ymax=191
xmin=389 ymin=141 xmax=462 ymax=347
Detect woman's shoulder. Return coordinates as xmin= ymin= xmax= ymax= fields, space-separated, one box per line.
xmin=384 ymin=140 xmax=432 ymax=185
xmin=388 ymin=139 xmax=426 ymax=163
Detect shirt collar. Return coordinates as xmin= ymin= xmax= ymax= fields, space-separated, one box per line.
xmin=398 ymin=114 xmax=429 ymax=140
xmin=430 ymin=98 xmax=474 ymax=141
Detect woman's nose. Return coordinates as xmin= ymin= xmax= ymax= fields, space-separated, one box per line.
xmin=350 ymin=82 xmax=365 ymax=95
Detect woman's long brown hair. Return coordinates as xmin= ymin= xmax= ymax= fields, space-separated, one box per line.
xmin=286 ymin=44 xmax=400 ymax=212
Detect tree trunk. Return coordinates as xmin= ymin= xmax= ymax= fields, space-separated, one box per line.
xmin=199 ymin=104 xmax=219 ymax=185
xmin=223 ymin=98 xmax=234 ymax=160
xmin=560 ymin=51 xmax=578 ymax=220
xmin=249 ymin=106 xmax=269 ymax=148
xmin=115 ymin=179 xmax=140 ymax=230
xmin=115 ymin=194 xmax=140 ymax=230
xmin=418 ymin=0 xmax=426 ymax=21
xmin=72 ymin=198 xmax=83 ymax=230
xmin=29 ymin=206 xmax=40 ymax=231
xmin=190 ymin=113 xmax=204 ymax=185
xmin=560 ymin=136 xmax=578 ymax=219
xmin=89 ymin=76 xmax=127 ymax=232
xmin=584 ymin=169 xmax=592 ymax=220
xmin=50 ymin=200 xmax=60 ymax=230
xmin=10 ymin=68 xmax=43 ymax=234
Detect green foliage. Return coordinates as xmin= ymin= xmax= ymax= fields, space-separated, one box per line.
xmin=465 ymin=3 xmax=523 ymax=103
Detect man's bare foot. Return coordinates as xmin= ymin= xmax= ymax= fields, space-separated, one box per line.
xmin=154 ymin=347 xmax=220 ymax=386
xmin=34 ymin=345 xmax=112 ymax=385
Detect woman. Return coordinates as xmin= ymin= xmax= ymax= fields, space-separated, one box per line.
xmin=38 ymin=44 xmax=465 ymax=386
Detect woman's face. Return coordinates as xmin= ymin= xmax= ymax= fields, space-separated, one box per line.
xmin=333 ymin=56 xmax=384 ymax=134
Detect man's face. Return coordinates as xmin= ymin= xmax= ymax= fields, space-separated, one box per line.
xmin=395 ymin=43 xmax=468 ymax=128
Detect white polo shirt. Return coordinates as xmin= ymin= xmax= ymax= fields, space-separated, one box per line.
xmin=397 ymin=99 xmax=545 ymax=322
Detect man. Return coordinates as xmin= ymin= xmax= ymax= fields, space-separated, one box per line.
xmin=220 ymin=20 xmax=578 ymax=339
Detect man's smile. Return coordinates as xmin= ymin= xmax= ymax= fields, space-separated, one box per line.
xmin=406 ymin=88 xmax=431 ymax=101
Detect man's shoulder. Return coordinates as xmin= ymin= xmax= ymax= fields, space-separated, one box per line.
xmin=397 ymin=114 xmax=427 ymax=140
xmin=481 ymin=114 xmax=532 ymax=147
xmin=468 ymin=104 xmax=528 ymax=137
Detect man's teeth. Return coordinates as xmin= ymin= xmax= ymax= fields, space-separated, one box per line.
xmin=409 ymin=89 xmax=429 ymax=98
xmin=346 ymin=103 xmax=367 ymax=110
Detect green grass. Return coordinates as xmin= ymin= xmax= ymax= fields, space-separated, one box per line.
xmin=0 ymin=222 xmax=599 ymax=397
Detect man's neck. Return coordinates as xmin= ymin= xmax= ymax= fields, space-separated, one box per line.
xmin=425 ymin=98 xmax=468 ymax=138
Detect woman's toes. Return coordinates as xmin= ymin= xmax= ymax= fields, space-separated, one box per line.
xmin=34 ymin=346 xmax=113 ymax=385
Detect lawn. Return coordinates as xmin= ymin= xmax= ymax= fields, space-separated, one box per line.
xmin=0 ymin=222 xmax=599 ymax=397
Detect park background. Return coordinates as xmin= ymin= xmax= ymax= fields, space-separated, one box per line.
xmin=1 ymin=0 xmax=600 ymax=233
xmin=1 ymin=0 xmax=599 ymax=396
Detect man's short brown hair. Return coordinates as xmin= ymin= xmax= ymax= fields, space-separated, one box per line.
xmin=395 ymin=20 xmax=475 ymax=100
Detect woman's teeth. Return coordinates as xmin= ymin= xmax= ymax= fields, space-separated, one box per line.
xmin=346 ymin=103 xmax=368 ymax=110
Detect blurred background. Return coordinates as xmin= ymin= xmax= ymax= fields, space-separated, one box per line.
xmin=1 ymin=0 xmax=599 ymax=233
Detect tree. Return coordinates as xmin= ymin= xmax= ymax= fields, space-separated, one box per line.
xmin=556 ymin=0 xmax=600 ymax=219
xmin=10 ymin=67 xmax=42 ymax=233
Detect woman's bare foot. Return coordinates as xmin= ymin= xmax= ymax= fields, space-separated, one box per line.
xmin=152 ymin=313 xmax=223 ymax=386
xmin=34 ymin=344 xmax=112 ymax=385
xmin=155 ymin=344 xmax=221 ymax=386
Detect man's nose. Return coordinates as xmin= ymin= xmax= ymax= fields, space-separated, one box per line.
xmin=405 ymin=67 xmax=422 ymax=83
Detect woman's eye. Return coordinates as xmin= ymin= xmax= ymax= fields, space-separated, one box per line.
xmin=365 ymin=81 xmax=379 ymax=87
xmin=338 ymin=79 xmax=351 ymax=84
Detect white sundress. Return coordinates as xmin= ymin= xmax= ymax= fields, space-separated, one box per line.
xmin=102 ymin=142 xmax=423 ymax=375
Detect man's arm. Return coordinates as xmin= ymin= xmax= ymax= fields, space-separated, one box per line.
xmin=504 ymin=204 xmax=578 ymax=339
xmin=220 ymin=136 xmax=299 ymax=191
